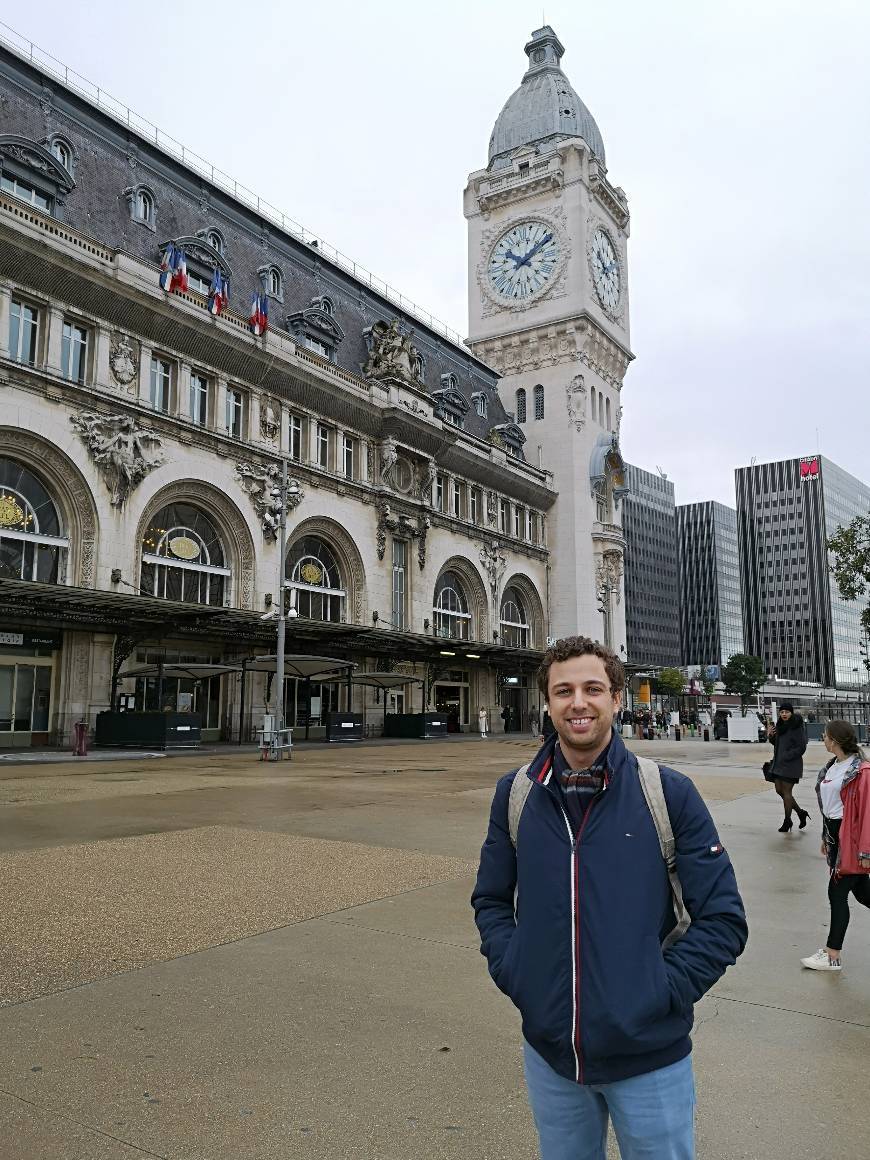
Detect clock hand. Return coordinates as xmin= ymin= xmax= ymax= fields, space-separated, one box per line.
xmin=519 ymin=232 xmax=554 ymax=265
xmin=504 ymin=250 xmax=525 ymax=267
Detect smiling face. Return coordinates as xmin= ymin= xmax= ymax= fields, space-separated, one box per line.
xmin=546 ymin=654 xmax=622 ymax=768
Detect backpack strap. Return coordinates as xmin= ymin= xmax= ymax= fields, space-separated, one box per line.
xmin=636 ymin=756 xmax=691 ymax=949
xmin=508 ymin=764 xmax=533 ymax=848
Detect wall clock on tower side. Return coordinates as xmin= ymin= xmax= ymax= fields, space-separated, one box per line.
xmin=486 ymin=220 xmax=563 ymax=304
xmin=589 ymin=226 xmax=622 ymax=314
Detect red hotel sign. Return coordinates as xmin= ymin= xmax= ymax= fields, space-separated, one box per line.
xmin=799 ymin=455 xmax=820 ymax=482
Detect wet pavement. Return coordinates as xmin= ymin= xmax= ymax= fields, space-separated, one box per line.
xmin=0 ymin=735 xmax=866 ymax=1158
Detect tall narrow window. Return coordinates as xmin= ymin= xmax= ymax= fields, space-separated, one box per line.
xmin=268 ymin=267 xmax=283 ymax=297
xmin=605 ymin=396 xmax=612 ymax=430
xmin=515 ymin=388 xmax=527 ymax=423
xmin=529 ymin=512 xmax=539 ymax=544
xmin=343 ymin=434 xmax=356 ymax=480
xmin=136 ymin=189 xmax=153 ymax=225
xmin=289 ymin=413 xmax=302 ymax=461
xmin=534 ymin=384 xmax=545 ymax=420
xmin=150 ymin=356 xmax=172 ymax=412
xmin=499 ymin=499 xmax=509 ymax=534
xmin=392 ymin=538 xmax=407 ymax=631
xmin=61 ymin=320 xmax=88 ymax=384
xmin=226 ymin=387 xmax=244 ymax=437
xmin=190 ymin=372 xmax=209 ymax=425
xmin=50 ymin=139 xmax=72 ymax=170
xmin=9 ymin=300 xmax=39 ymax=366
xmin=435 ymin=474 xmax=445 ymax=512
xmin=206 ymin=229 xmax=224 ymax=255
xmin=453 ymin=481 xmax=465 ymax=519
xmin=316 ymin=424 xmax=330 ymax=469
xmin=591 ymin=390 xmax=597 ymax=422
xmin=470 ymin=488 xmax=480 ymax=525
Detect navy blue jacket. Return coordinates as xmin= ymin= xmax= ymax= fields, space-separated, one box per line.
xmin=471 ymin=729 xmax=748 ymax=1085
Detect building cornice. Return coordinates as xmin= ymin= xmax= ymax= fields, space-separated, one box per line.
xmin=469 ymin=313 xmax=633 ymax=386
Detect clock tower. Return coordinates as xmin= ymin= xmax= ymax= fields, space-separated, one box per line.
xmin=465 ymin=25 xmax=634 ymax=653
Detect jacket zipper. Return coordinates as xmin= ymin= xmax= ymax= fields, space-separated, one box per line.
xmin=558 ymin=794 xmax=601 ymax=1085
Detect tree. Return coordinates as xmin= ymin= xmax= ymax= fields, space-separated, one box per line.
xmin=721 ymin=653 xmax=766 ymax=716
xmin=828 ymin=513 xmax=870 ymax=657
xmin=656 ymin=667 xmax=685 ymax=707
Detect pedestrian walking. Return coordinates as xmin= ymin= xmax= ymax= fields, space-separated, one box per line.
xmin=471 ymin=635 xmax=747 ymax=1160
xmin=478 ymin=705 xmax=489 ymax=738
xmin=528 ymin=707 xmax=540 ymax=736
xmin=801 ymin=720 xmax=870 ymax=972
xmin=765 ymin=702 xmax=810 ymax=832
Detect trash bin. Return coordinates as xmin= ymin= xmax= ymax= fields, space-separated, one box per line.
xmin=703 ymin=727 xmax=710 ymax=742
xmin=73 ymin=720 xmax=89 ymax=757
xmin=674 ymin=727 xmax=681 ymax=742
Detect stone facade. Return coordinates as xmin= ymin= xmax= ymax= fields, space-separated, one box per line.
xmin=0 ymin=41 xmax=554 ymax=744
xmin=465 ymin=26 xmax=633 ymax=656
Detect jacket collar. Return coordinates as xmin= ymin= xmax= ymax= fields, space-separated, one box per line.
xmin=525 ymin=725 xmax=630 ymax=787
xmin=816 ymin=752 xmax=863 ymax=791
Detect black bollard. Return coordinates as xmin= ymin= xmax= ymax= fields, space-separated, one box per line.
xmin=703 ymin=727 xmax=710 ymax=742
xmin=675 ymin=727 xmax=681 ymax=741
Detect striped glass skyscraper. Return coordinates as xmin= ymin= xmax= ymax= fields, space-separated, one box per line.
xmin=623 ymin=464 xmax=681 ymax=666
xmin=735 ymin=455 xmax=870 ymax=688
xmin=676 ymin=502 xmax=744 ymax=668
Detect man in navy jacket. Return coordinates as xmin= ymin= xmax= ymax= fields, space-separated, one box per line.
xmin=472 ymin=637 xmax=747 ymax=1159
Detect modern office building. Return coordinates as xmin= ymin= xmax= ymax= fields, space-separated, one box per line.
xmin=676 ymin=501 xmax=744 ymax=669
xmin=622 ymin=464 xmax=681 ymax=666
xmin=735 ymin=455 xmax=870 ymax=689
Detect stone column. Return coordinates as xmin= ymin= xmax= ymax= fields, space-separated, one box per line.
xmin=138 ymin=344 xmax=152 ymax=405
xmin=249 ymin=393 xmax=262 ymax=444
xmin=46 ymin=306 xmax=64 ymax=375
xmin=178 ymin=363 xmax=193 ymax=421
xmin=0 ymin=284 xmax=11 ymax=359
xmin=215 ymin=377 xmax=229 ymax=433
xmin=90 ymin=633 xmax=116 ymax=716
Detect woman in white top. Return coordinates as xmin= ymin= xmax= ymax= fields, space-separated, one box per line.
xmin=801 ymin=720 xmax=870 ymax=971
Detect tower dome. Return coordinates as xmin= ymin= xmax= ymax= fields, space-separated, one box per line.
xmin=488 ymin=26 xmax=606 ymax=171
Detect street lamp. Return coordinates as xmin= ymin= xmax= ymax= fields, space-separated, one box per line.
xmin=272 ymin=460 xmax=300 ymax=731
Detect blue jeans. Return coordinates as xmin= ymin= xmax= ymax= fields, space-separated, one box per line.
xmin=523 ymin=1041 xmax=695 ymax=1160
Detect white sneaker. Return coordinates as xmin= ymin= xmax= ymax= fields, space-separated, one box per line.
xmin=800 ymin=948 xmax=842 ymax=971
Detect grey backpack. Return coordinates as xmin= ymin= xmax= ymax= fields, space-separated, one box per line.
xmin=508 ymin=755 xmax=690 ymax=950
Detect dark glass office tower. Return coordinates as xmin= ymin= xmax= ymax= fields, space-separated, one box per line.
xmin=735 ymin=455 xmax=870 ymax=688
xmin=676 ymin=502 xmax=744 ymax=668
xmin=623 ymin=464 xmax=681 ymax=666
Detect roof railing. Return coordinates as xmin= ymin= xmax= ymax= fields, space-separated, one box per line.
xmin=0 ymin=21 xmax=468 ymax=350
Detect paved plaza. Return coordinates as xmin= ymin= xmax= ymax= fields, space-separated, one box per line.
xmin=0 ymin=735 xmax=867 ymax=1159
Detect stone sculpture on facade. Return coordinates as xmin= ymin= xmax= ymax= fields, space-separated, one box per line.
xmin=479 ymin=539 xmax=508 ymax=623
xmin=70 ymin=412 xmax=164 ymax=508
xmin=416 ymin=459 xmax=437 ymax=505
xmin=259 ymin=397 xmax=280 ymax=442
xmin=375 ymin=499 xmax=430 ymax=570
xmin=236 ymin=461 xmax=304 ymax=540
xmin=379 ymin=436 xmax=398 ymax=488
xmin=566 ymin=373 xmax=587 ymax=432
xmin=486 ymin=491 xmax=498 ymax=527
xmin=108 ymin=336 xmax=138 ymax=388
xmin=363 ymin=319 xmax=419 ymax=384
xmin=596 ymin=549 xmax=624 ymax=605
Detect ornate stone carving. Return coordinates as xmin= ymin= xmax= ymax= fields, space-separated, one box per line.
xmin=596 ymin=550 xmax=624 ymax=605
xmin=566 ymin=373 xmax=587 ymax=431
xmin=109 ymin=335 xmax=138 ymax=387
xmin=379 ymin=436 xmax=398 ymax=488
xmin=70 ymin=412 xmax=164 ymax=508
xmin=366 ymin=441 xmax=375 ymax=482
xmin=479 ymin=540 xmax=508 ymax=609
xmin=615 ymin=404 xmax=623 ymax=437
xmin=486 ymin=491 xmax=498 ymax=527
xmin=416 ymin=459 xmax=436 ymax=505
xmin=375 ymin=499 xmax=429 ymax=569
xmin=259 ymin=397 xmax=280 ymax=442
xmin=400 ymin=397 xmax=428 ymax=416
xmin=236 ymin=461 xmax=303 ymax=541
xmin=363 ymin=319 xmax=420 ymax=384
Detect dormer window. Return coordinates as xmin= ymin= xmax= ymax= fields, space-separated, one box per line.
xmin=286 ymin=298 xmax=346 ymax=363
xmin=125 ymin=183 xmax=156 ymax=229
xmin=0 ymin=135 xmax=75 ymax=219
xmin=412 ymin=351 xmax=426 ymax=382
xmin=205 ymin=229 xmax=225 ymax=255
xmin=442 ymin=373 xmax=458 ymax=391
xmin=472 ymin=392 xmax=488 ymax=418
xmin=49 ymin=137 xmax=73 ymax=173
xmin=269 ymin=267 xmax=282 ymax=297
xmin=432 ymin=383 xmax=470 ymax=430
xmin=489 ymin=422 xmax=526 ymax=460
xmin=319 ymin=297 xmax=334 ymax=316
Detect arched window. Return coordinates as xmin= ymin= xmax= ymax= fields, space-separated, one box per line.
xmin=139 ymin=503 xmax=229 ymax=605
xmin=0 ymin=458 xmax=68 ymax=583
xmin=136 ymin=189 xmax=154 ymax=225
xmin=206 ymin=229 xmax=225 ymax=255
xmin=268 ymin=267 xmax=283 ymax=297
xmin=591 ymin=389 xmax=598 ymax=423
xmin=473 ymin=392 xmax=487 ymax=418
xmin=433 ymin=570 xmax=471 ymax=640
xmin=605 ymin=396 xmax=612 ymax=430
xmin=285 ymin=535 xmax=345 ymax=623
xmin=533 ymin=384 xmax=544 ymax=420
xmin=319 ymin=297 xmax=334 ymax=316
xmin=50 ymin=138 xmax=72 ymax=172
xmin=500 ymin=586 xmax=529 ymax=648
xmin=515 ymin=388 xmax=527 ymax=423
xmin=412 ymin=351 xmax=426 ymax=382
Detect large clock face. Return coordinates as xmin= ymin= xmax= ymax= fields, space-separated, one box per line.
xmin=487 ymin=221 xmax=561 ymax=302
xmin=590 ymin=228 xmax=621 ymax=311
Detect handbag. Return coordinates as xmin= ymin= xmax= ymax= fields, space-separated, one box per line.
xmin=762 ymin=760 xmax=776 ymax=783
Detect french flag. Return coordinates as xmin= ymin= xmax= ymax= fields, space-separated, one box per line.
xmin=249 ymin=290 xmax=268 ymax=336
xmin=208 ymin=269 xmax=228 ymax=316
xmin=159 ymin=243 xmax=188 ymax=293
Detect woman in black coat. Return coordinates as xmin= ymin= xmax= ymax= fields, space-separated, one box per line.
xmin=767 ymin=702 xmax=810 ymax=833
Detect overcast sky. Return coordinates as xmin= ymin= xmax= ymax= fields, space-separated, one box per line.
xmin=16 ymin=0 xmax=870 ymax=505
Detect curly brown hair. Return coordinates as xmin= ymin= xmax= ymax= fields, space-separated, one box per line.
xmin=536 ymin=635 xmax=625 ymax=699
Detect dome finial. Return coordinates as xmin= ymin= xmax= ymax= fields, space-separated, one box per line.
xmin=523 ymin=25 xmax=565 ymax=75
